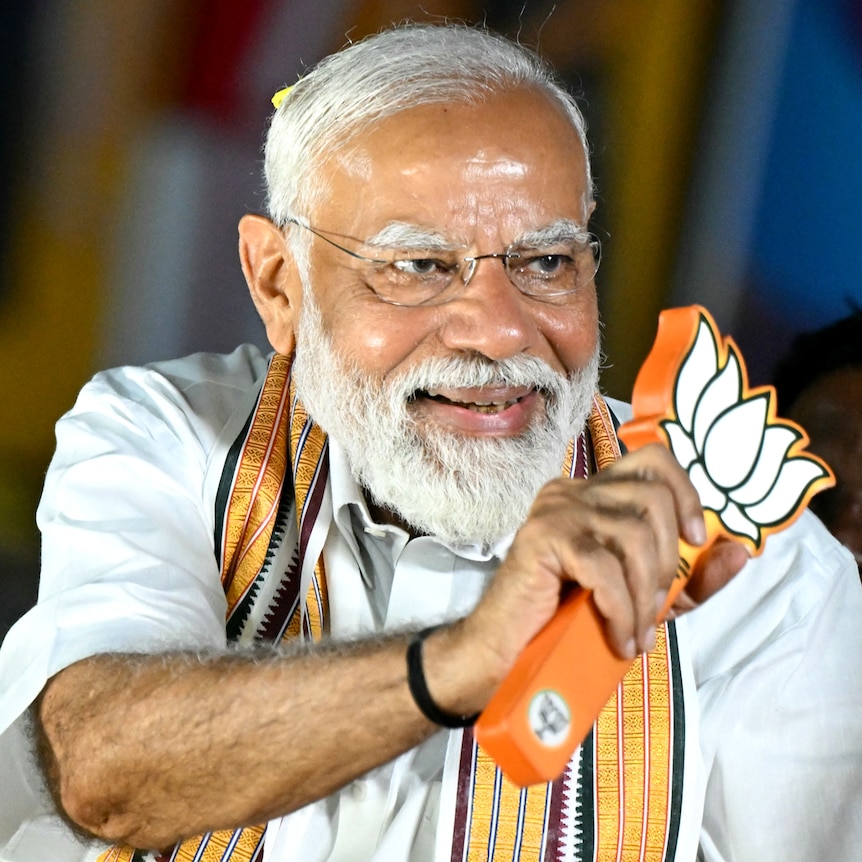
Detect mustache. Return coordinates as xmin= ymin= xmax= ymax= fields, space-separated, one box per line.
xmin=387 ymin=354 xmax=571 ymax=401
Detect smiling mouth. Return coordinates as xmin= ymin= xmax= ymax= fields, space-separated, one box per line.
xmin=418 ymin=389 xmax=528 ymax=414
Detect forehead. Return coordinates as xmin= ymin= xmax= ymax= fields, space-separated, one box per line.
xmin=314 ymin=87 xmax=591 ymax=241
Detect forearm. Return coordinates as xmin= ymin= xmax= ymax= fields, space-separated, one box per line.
xmin=36 ymin=626 xmax=496 ymax=850
xmin=34 ymin=448 xmax=719 ymax=851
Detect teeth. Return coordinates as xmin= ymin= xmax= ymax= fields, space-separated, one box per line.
xmin=470 ymin=403 xmax=504 ymax=413
xmin=466 ymin=401 xmax=516 ymax=413
xmin=421 ymin=389 xmax=522 ymax=413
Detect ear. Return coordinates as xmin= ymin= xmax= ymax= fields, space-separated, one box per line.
xmin=238 ymin=214 xmax=301 ymax=355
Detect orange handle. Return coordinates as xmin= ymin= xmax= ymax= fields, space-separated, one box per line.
xmin=473 ymin=530 xmax=712 ymax=787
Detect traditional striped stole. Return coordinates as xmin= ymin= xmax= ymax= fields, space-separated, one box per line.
xmin=100 ymin=355 xmax=686 ymax=862
xmin=451 ymin=397 xmax=686 ymax=862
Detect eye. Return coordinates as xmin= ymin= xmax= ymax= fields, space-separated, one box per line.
xmin=391 ymin=258 xmax=454 ymax=277
xmin=521 ymin=253 xmax=574 ymax=276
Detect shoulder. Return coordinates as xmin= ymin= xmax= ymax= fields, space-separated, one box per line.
xmin=33 ymin=349 xmax=273 ymax=655
xmin=41 ymin=344 xmax=274 ymax=541
xmin=142 ymin=344 xmax=271 ymax=395
xmin=65 ymin=345 xmax=271 ymax=457
xmin=86 ymin=344 xmax=269 ymax=419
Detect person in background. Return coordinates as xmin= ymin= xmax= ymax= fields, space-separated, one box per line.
xmin=0 ymin=23 xmax=859 ymax=862
xmin=773 ymin=309 xmax=862 ymax=568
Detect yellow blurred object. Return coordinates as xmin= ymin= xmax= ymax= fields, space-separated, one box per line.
xmin=271 ymin=86 xmax=294 ymax=108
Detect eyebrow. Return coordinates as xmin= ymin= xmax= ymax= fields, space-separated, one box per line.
xmin=514 ymin=218 xmax=589 ymax=248
xmin=363 ymin=217 xmax=590 ymax=253
xmin=364 ymin=222 xmax=459 ymax=252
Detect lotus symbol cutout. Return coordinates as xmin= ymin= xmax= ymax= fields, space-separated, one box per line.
xmin=620 ymin=307 xmax=834 ymax=554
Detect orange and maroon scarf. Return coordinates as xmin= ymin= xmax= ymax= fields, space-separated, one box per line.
xmin=100 ymin=352 xmax=688 ymax=862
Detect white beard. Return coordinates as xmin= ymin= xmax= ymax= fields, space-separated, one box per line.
xmin=292 ymin=291 xmax=600 ymax=546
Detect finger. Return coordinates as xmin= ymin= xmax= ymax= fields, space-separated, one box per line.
xmin=603 ymin=514 xmax=662 ymax=654
xmin=550 ymin=534 xmax=637 ymax=659
xmin=551 ymin=511 xmax=671 ymax=659
xmin=574 ymin=479 xmax=682 ymax=650
xmin=610 ymin=444 xmax=707 ymax=547
xmin=622 ymin=480 xmax=683 ymax=610
xmin=680 ymin=538 xmax=750 ymax=606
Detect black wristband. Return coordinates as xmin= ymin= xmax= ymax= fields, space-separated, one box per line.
xmin=406 ymin=627 xmax=479 ymax=729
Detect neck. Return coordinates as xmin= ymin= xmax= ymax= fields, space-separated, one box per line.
xmin=366 ymin=492 xmax=421 ymax=538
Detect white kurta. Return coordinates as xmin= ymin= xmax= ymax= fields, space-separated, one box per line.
xmin=0 ymin=344 xmax=860 ymax=861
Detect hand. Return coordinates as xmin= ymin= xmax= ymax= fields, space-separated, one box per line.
xmin=464 ymin=444 xmax=710 ymax=681
xmin=668 ymin=537 xmax=750 ymax=616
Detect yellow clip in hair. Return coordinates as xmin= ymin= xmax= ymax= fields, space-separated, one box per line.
xmin=271 ymin=86 xmax=294 ymax=109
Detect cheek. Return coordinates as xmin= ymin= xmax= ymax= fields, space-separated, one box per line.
xmin=535 ymin=294 xmax=600 ymax=374
xmin=322 ymin=302 xmax=436 ymax=378
xmin=304 ymin=254 xmax=435 ymax=378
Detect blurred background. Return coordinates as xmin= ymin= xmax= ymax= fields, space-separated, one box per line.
xmin=1 ymin=0 xmax=861 ymax=632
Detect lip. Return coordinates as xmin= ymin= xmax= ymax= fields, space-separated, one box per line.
xmin=411 ymin=386 xmax=543 ymax=436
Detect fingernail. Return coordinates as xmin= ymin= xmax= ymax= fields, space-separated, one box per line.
xmin=623 ymin=638 xmax=637 ymax=660
xmin=687 ymin=516 xmax=707 ymax=546
xmin=655 ymin=590 xmax=669 ymax=618
xmin=641 ymin=627 xmax=656 ymax=654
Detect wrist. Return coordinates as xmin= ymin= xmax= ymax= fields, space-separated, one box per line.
xmin=406 ymin=627 xmax=480 ymax=728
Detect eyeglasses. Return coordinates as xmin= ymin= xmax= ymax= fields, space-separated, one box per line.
xmin=285 ymin=218 xmax=601 ymax=307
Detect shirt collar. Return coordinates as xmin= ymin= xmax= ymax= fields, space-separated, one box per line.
xmin=326 ymin=436 xmax=513 ymax=563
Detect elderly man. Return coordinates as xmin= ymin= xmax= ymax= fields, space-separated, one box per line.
xmin=0 ymin=23 xmax=860 ymax=862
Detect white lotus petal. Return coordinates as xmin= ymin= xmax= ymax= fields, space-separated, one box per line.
xmin=689 ymin=462 xmax=727 ymax=511
xmin=702 ymin=395 xmax=769 ymax=489
xmin=663 ymin=421 xmax=698 ymax=469
xmin=674 ymin=319 xmax=720 ymax=433
xmin=744 ymin=457 xmax=832 ymax=525
xmin=729 ymin=425 xmax=799 ymax=504
xmin=693 ymin=350 xmax=743 ymax=451
xmin=719 ymin=500 xmax=761 ymax=542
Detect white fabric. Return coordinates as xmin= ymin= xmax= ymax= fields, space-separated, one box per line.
xmin=0 ymin=345 xmax=860 ymax=861
xmin=682 ymin=513 xmax=862 ymax=860
xmin=263 ymin=436 xmax=502 ymax=862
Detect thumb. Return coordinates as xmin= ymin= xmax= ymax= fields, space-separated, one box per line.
xmin=671 ymin=538 xmax=750 ymax=615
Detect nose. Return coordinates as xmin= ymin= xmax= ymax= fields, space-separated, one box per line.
xmin=436 ymin=256 xmax=537 ymax=360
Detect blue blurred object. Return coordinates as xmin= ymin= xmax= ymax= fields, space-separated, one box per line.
xmin=751 ymin=0 xmax=862 ymax=330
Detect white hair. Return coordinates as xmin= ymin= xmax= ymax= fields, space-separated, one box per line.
xmin=263 ymin=23 xmax=592 ymax=230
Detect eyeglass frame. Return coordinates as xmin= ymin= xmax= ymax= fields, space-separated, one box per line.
xmin=284 ymin=217 xmax=601 ymax=306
